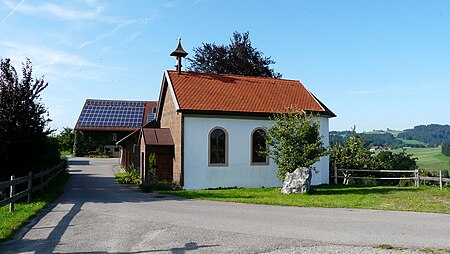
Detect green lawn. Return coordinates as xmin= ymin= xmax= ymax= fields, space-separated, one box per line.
xmin=0 ymin=173 xmax=70 ymax=241
xmin=159 ymin=185 xmax=450 ymax=214
xmin=394 ymin=147 xmax=450 ymax=172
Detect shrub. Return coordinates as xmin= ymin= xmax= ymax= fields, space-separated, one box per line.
xmin=362 ymin=178 xmax=378 ymax=186
xmin=398 ymin=179 xmax=414 ymax=187
xmin=115 ymin=170 xmax=139 ymax=185
xmin=140 ymin=180 xmax=181 ymax=193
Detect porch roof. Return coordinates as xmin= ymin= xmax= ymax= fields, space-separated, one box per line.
xmin=142 ymin=128 xmax=174 ymax=146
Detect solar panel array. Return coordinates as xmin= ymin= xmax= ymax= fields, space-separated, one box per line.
xmin=77 ymin=100 xmax=146 ymax=128
xmin=147 ymin=113 xmax=155 ymax=123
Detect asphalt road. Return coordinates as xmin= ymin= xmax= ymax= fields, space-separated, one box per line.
xmin=1 ymin=158 xmax=449 ymax=254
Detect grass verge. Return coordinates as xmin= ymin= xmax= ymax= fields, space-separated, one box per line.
xmin=0 ymin=172 xmax=70 ymax=241
xmin=159 ymin=185 xmax=450 ymax=213
xmin=374 ymin=244 xmax=406 ymax=250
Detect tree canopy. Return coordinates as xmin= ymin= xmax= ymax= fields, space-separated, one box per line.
xmin=0 ymin=58 xmax=59 ymax=180
xmin=188 ymin=31 xmax=282 ymax=78
xmin=265 ymin=112 xmax=326 ymax=180
xmin=330 ymin=130 xmax=417 ymax=185
xmin=330 ymin=129 xmax=374 ymax=170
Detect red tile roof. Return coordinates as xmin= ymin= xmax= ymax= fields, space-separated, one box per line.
xmin=167 ymin=71 xmax=335 ymax=117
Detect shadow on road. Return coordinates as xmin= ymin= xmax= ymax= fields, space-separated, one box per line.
xmin=67 ymin=160 xmax=90 ymax=165
xmin=56 ymin=242 xmax=220 ymax=253
xmin=0 ymin=157 xmax=192 ymax=254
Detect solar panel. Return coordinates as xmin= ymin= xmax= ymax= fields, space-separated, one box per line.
xmin=78 ymin=100 xmax=146 ymax=128
xmin=147 ymin=113 xmax=155 ymax=123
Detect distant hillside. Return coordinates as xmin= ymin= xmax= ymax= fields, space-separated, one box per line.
xmin=330 ymin=131 xmax=410 ymax=148
xmin=330 ymin=124 xmax=450 ymax=148
xmin=397 ymin=124 xmax=450 ymax=146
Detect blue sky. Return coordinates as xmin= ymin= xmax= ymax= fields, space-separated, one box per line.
xmin=1 ymin=0 xmax=449 ymax=132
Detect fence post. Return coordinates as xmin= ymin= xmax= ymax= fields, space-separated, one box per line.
xmin=27 ymin=172 xmax=33 ymax=203
xmin=40 ymin=169 xmax=44 ymax=194
xmin=334 ymin=166 xmax=337 ymax=184
xmin=439 ymin=170 xmax=443 ymax=190
xmin=414 ymin=168 xmax=419 ymax=187
xmin=10 ymin=175 xmax=15 ymax=213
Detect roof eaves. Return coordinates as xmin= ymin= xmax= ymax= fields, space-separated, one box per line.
xmin=310 ymin=94 xmax=336 ymax=118
xmin=116 ymin=128 xmax=140 ymax=145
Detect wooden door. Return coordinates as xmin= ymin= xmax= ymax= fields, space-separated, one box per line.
xmin=156 ymin=153 xmax=172 ymax=182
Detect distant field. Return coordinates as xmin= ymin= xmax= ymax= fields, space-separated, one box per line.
xmin=365 ymin=130 xmax=402 ymax=137
xmin=396 ymin=138 xmax=427 ymax=146
xmin=394 ymin=147 xmax=450 ymax=172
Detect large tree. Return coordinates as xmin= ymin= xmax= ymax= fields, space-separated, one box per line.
xmin=0 ymin=58 xmax=58 ymax=180
xmin=188 ymin=31 xmax=282 ymax=78
xmin=329 ymin=129 xmax=374 ymax=185
xmin=56 ymin=127 xmax=75 ymax=153
xmin=265 ymin=111 xmax=326 ymax=181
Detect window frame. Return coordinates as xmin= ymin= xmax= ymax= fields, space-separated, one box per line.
xmin=208 ymin=127 xmax=228 ymax=167
xmin=251 ymin=128 xmax=269 ymax=165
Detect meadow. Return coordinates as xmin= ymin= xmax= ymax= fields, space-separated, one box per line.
xmin=394 ymin=147 xmax=450 ymax=172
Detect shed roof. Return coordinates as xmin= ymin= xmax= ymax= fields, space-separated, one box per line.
xmin=142 ymin=128 xmax=174 ymax=146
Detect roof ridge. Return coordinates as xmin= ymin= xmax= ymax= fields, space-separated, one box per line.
xmin=166 ymin=70 xmax=300 ymax=82
xmin=85 ymin=98 xmax=157 ymax=103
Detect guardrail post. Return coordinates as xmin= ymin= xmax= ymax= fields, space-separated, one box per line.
xmin=27 ymin=172 xmax=33 ymax=203
xmin=439 ymin=170 xmax=443 ymax=190
xmin=334 ymin=167 xmax=337 ymax=184
xmin=10 ymin=175 xmax=15 ymax=213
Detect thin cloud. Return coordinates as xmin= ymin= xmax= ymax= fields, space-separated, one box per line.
xmin=0 ymin=0 xmax=25 ymax=24
xmin=77 ymin=20 xmax=139 ymax=49
xmin=3 ymin=0 xmax=103 ymax=21
xmin=349 ymin=89 xmax=384 ymax=95
xmin=0 ymin=40 xmax=126 ymax=83
xmin=98 ymin=31 xmax=142 ymax=56
xmin=348 ymin=84 xmax=434 ymax=96
xmin=124 ymin=32 xmax=142 ymax=43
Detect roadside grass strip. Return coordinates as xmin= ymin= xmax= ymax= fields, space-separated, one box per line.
xmin=0 ymin=173 xmax=70 ymax=241
xmin=374 ymin=244 xmax=406 ymax=250
xmin=159 ymin=185 xmax=450 ymax=213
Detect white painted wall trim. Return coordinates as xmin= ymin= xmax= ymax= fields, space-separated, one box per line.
xmin=164 ymin=70 xmax=180 ymax=111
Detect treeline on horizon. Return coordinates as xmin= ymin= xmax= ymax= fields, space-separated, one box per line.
xmin=330 ymin=124 xmax=450 ymax=149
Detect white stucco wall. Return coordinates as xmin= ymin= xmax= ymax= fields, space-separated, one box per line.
xmin=183 ymin=115 xmax=330 ymax=190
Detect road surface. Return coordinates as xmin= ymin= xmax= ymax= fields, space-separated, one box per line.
xmin=1 ymin=157 xmax=449 ymax=253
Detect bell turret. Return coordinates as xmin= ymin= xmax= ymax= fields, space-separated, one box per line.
xmin=170 ymin=38 xmax=188 ymax=75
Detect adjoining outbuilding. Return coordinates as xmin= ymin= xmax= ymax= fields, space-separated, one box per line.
xmin=74 ymin=99 xmax=157 ymax=158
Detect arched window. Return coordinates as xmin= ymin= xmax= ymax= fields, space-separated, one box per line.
xmin=209 ymin=128 xmax=228 ymax=166
xmin=251 ymin=128 xmax=268 ymax=164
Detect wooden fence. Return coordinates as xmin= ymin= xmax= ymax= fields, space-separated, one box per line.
xmin=334 ymin=168 xmax=450 ymax=189
xmin=0 ymin=163 xmax=66 ymax=212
